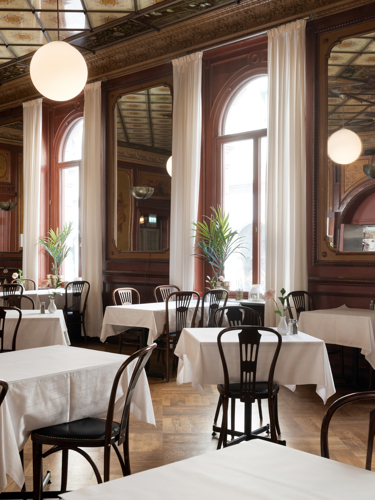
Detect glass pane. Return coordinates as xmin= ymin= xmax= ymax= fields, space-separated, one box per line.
xmin=63 ymin=119 xmax=83 ymax=162
xmin=260 ymin=136 xmax=267 ymax=290
xmin=224 ymin=76 xmax=268 ymax=135
xmin=223 ymin=139 xmax=253 ymax=291
xmin=60 ymin=166 xmax=79 ymax=281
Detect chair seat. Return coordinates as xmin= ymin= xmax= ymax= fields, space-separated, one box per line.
xmin=217 ymin=381 xmax=279 ymax=399
xmin=32 ymin=417 xmax=120 ymax=441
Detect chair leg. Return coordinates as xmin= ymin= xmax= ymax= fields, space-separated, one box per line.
xmin=274 ymin=394 xmax=281 ymax=436
xmin=369 ymin=366 xmax=373 ymax=391
xmin=213 ymin=395 xmax=222 ymax=425
xmin=217 ymin=396 xmax=229 ymax=450
xmin=61 ymin=449 xmax=69 ymax=493
xmin=32 ymin=442 xmax=43 ymax=500
xmin=230 ymin=398 xmax=236 ymax=440
xmin=366 ymin=409 xmax=375 ymax=471
xmin=166 ymin=344 xmax=170 ymax=383
xmin=82 ymin=318 xmax=88 ymax=344
xmin=104 ymin=445 xmax=111 ymax=482
xmin=119 ymin=333 xmax=123 ymax=354
xmin=257 ymin=399 xmax=263 ymax=421
xmin=268 ymin=396 xmax=278 ymax=443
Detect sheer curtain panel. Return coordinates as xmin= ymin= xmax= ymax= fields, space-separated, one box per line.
xmin=80 ymin=81 xmax=103 ymax=336
xmin=22 ymin=98 xmax=42 ymax=285
xmin=170 ymin=52 xmax=202 ymax=290
xmin=265 ymin=20 xmax=308 ymax=326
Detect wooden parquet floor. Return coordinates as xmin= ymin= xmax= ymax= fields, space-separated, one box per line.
xmin=4 ymin=338 xmax=375 ymax=495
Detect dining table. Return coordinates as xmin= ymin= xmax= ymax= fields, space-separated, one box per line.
xmin=0 ymin=345 xmax=155 ymax=494
xmin=1 ymin=309 xmax=69 ymax=350
xmin=0 ymin=288 xmax=66 ymax=310
xmin=298 ymin=305 xmax=375 ymax=370
xmin=60 ymin=439 xmax=375 ymax=500
xmin=175 ymin=327 xmax=335 ymax=403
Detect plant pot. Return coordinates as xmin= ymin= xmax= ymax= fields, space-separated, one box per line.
xmin=47 ymin=274 xmax=58 ymax=288
xmin=48 ymin=298 xmax=57 ymax=314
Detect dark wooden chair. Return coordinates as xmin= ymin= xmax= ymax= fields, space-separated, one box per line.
xmin=11 ymin=278 xmax=37 ymax=291
xmin=199 ymin=289 xmax=228 ymax=327
xmin=0 ymin=294 xmax=35 ymax=310
xmin=63 ymin=281 xmax=90 ymax=343
xmin=112 ymin=287 xmax=143 ymax=354
xmin=216 ymin=326 xmax=282 ymax=448
xmin=0 ymin=283 xmax=24 ymax=308
xmin=321 ymin=391 xmax=375 ymax=470
xmin=0 ymin=379 xmax=8 ymax=407
xmin=0 ymin=306 xmax=22 ymax=353
xmin=31 ymin=343 xmax=156 ymax=499
xmin=212 ymin=305 xmax=275 ymax=438
xmin=153 ymin=285 xmax=180 ymax=302
xmin=156 ymin=291 xmax=200 ymax=382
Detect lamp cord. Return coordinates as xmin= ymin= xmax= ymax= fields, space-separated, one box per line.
xmin=57 ymin=0 xmax=60 ymax=41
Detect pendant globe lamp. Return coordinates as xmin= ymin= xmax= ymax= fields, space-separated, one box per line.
xmin=327 ymin=127 xmax=362 ymax=165
xmin=30 ymin=1 xmax=87 ymax=101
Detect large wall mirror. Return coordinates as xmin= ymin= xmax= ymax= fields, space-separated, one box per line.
xmin=107 ymin=76 xmax=172 ymax=260
xmin=316 ymin=17 xmax=375 ymax=263
xmin=0 ymin=118 xmax=23 ymax=254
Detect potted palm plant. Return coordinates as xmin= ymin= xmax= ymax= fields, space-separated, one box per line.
xmin=38 ymin=222 xmax=73 ymax=288
xmin=192 ymin=206 xmax=246 ymax=289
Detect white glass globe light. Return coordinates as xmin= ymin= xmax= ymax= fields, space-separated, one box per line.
xmin=327 ymin=128 xmax=362 ymax=165
xmin=30 ymin=41 xmax=88 ymax=101
xmin=166 ymin=156 xmax=172 ymax=176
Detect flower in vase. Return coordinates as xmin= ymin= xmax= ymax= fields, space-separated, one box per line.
xmin=12 ymin=272 xmax=18 ymax=279
xmin=264 ymin=287 xmax=291 ymax=317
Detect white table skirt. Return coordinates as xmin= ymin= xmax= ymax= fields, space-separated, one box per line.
xmin=175 ymin=328 xmax=335 ymax=403
xmin=2 ymin=309 xmax=70 ymax=351
xmin=60 ymin=439 xmax=375 ymax=500
xmin=298 ymin=305 xmax=375 ymax=369
xmin=0 ymin=345 xmax=155 ymax=492
xmin=101 ymin=301 xmax=201 ymax=345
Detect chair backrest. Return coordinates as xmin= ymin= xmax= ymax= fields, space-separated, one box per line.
xmin=217 ymin=326 xmax=281 ymax=404
xmin=165 ymin=291 xmax=200 ymax=336
xmin=64 ymin=281 xmax=90 ymax=315
xmin=112 ymin=287 xmax=141 ymax=306
xmin=11 ymin=278 xmax=36 ymax=291
xmin=286 ymin=291 xmax=313 ymax=320
xmin=0 ymin=306 xmax=22 ymax=353
xmin=200 ymin=289 xmax=228 ymax=327
xmin=321 ymin=391 xmax=375 ymax=471
xmin=154 ymin=285 xmax=180 ymax=303
xmin=0 ymin=284 xmax=24 ymax=307
xmin=20 ymin=295 xmax=35 ymax=310
xmin=105 ymin=343 xmax=156 ymax=449
xmin=214 ymin=306 xmax=262 ymax=328
xmin=0 ymin=380 xmax=8 ymax=407
xmin=0 ymin=294 xmax=35 ymax=310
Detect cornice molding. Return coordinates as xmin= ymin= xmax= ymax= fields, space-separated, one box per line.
xmin=0 ymin=127 xmax=23 ymax=146
xmin=118 ymin=146 xmax=169 ymax=167
xmin=0 ymin=0 xmax=373 ymax=109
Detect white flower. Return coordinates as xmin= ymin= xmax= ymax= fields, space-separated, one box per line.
xmin=12 ymin=272 xmax=18 ymax=279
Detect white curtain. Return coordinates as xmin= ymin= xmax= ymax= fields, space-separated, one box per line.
xmin=80 ymin=81 xmax=103 ymax=336
xmin=265 ymin=20 xmax=308 ymax=326
xmin=170 ymin=52 xmax=202 ymax=290
xmin=22 ymin=98 xmax=42 ymax=285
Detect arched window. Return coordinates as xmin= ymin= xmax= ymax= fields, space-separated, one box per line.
xmin=218 ymin=75 xmax=268 ymax=291
xmin=57 ymin=118 xmax=83 ymax=281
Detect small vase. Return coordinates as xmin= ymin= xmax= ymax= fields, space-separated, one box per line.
xmin=48 ymin=298 xmax=57 ymax=314
xmin=277 ymin=315 xmax=288 ymax=335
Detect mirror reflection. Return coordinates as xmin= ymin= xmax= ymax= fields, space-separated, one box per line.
xmin=0 ymin=120 xmax=22 ymax=252
xmin=114 ymin=85 xmax=172 ymax=252
xmin=327 ymin=30 xmax=375 ymax=251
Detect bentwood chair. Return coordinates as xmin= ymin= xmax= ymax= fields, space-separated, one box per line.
xmin=112 ymin=287 xmax=143 ymax=353
xmin=0 ymin=283 xmax=23 ymax=307
xmin=153 ymin=285 xmax=180 ymax=302
xmin=217 ymin=326 xmax=282 ymax=448
xmin=199 ymin=289 xmax=228 ymax=327
xmin=31 ymin=343 xmax=156 ymax=499
xmin=63 ymin=281 xmax=90 ymax=343
xmin=0 ymin=306 xmax=22 ymax=353
xmin=11 ymin=278 xmax=37 ymax=291
xmin=156 ymin=291 xmax=200 ymax=382
xmin=212 ymin=305 xmax=275 ymax=437
xmin=321 ymin=391 xmax=375 ymax=470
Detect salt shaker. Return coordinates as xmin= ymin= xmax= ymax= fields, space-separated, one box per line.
xmin=40 ymin=302 xmax=46 ymax=314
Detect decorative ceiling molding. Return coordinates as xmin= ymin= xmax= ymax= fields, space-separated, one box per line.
xmin=0 ymin=126 xmax=23 ymax=146
xmin=118 ymin=145 xmax=169 ymax=167
xmin=0 ymin=0 xmax=373 ymax=109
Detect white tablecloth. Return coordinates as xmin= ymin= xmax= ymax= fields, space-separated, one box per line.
xmin=101 ymin=301 xmax=200 ymax=345
xmin=0 ymin=345 xmax=155 ymax=492
xmin=60 ymin=439 xmax=375 ymax=500
xmin=298 ymin=305 xmax=375 ymax=369
xmin=2 ymin=309 xmax=69 ymax=351
xmin=25 ymin=289 xmax=65 ymax=310
xmin=175 ymin=328 xmax=335 ymax=403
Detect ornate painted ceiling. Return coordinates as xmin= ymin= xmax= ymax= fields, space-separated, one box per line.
xmin=116 ymin=84 xmax=172 ymax=153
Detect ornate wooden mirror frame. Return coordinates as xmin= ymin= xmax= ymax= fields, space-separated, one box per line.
xmin=106 ymin=74 xmax=173 ymax=262
xmin=311 ymin=10 xmax=375 ymax=266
